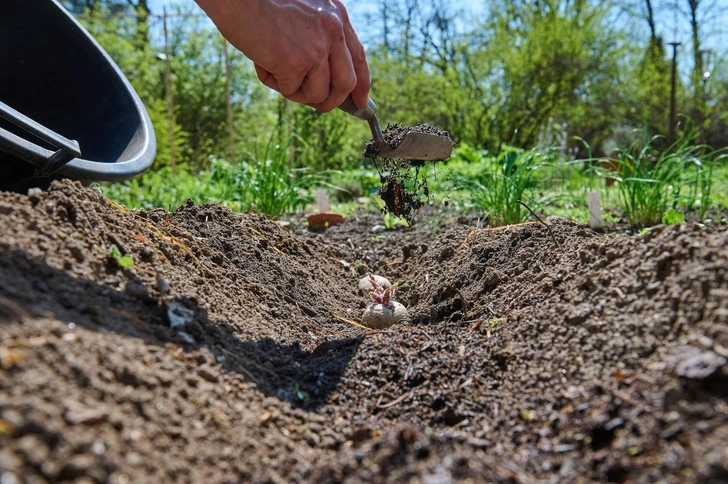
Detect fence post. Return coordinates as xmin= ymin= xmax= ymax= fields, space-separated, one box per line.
xmin=163 ymin=7 xmax=177 ymax=173
xmin=223 ymin=39 xmax=235 ymax=163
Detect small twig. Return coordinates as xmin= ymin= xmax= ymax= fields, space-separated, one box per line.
xmin=456 ymin=289 xmax=468 ymax=321
xmin=331 ymin=312 xmax=373 ymax=331
xmin=108 ymin=307 xmax=148 ymax=329
xmin=517 ymin=200 xmax=560 ymax=248
xmin=460 ymin=229 xmax=477 ymax=247
xmin=377 ymin=390 xmax=411 ymax=409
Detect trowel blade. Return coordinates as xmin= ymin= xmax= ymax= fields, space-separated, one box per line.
xmin=378 ymin=133 xmax=453 ymax=161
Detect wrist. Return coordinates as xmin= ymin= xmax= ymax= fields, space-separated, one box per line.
xmin=195 ymin=0 xmax=258 ymax=38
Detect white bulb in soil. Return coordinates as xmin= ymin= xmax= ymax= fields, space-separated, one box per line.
xmin=358 ymin=274 xmax=391 ymax=293
xmin=362 ymin=301 xmax=409 ymax=329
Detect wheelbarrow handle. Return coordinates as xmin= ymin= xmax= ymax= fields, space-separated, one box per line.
xmin=337 ymin=95 xmax=376 ymax=121
xmin=0 ymin=100 xmax=81 ymax=176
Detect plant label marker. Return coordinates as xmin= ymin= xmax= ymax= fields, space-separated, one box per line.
xmin=588 ymin=191 xmax=602 ymax=229
xmin=316 ymin=189 xmax=329 ymax=214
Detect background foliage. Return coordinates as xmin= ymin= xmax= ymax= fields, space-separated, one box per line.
xmin=63 ymin=0 xmax=728 ymax=224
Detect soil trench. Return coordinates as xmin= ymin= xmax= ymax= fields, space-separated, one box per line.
xmin=1 ymin=181 xmax=727 ymax=483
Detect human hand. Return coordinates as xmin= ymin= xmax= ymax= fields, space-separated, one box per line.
xmin=195 ymin=0 xmax=370 ymax=112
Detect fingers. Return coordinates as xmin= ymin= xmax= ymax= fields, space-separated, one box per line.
xmin=307 ymin=43 xmax=357 ymax=112
xmin=282 ymin=59 xmax=331 ymax=105
xmin=254 ymin=64 xmax=278 ymax=92
xmin=343 ymin=24 xmax=371 ymax=109
xmin=253 ymin=2 xmax=370 ymax=113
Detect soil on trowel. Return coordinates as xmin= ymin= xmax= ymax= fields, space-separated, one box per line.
xmin=364 ymin=123 xmax=452 ymax=224
xmin=1 ymin=180 xmax=728 ymax=483
xmin=363 ymin=123 xmax=451 ymax=158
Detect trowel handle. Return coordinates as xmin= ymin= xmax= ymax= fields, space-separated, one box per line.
xmin=337 ymin=95 xmax=376 ymax=121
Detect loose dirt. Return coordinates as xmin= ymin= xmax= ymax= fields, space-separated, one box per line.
xmin=1 ymin=181 xmax=727 ymax=483
xmin=364 ymin=124 xmax=451 ymax=159
xmin=365 ymin=124 xmax=452 ymax=223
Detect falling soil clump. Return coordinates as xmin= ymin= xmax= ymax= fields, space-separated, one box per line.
xmin=365 ymin=123 xmax=451 ymax=224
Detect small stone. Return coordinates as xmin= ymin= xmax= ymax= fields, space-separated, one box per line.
xmin=675 ymin=351 xmax=726 ymax=380
xmin=178 ymin=332 xmax=195 ymax=344
xmin=63 ymin=402 xmax=109 ymax=425
xmin=156 ymin=274 xmax=170 ymax=296
xmin=166 ymin=300 xmax=194 ymax=328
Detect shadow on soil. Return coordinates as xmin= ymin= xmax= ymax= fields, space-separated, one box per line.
xmin=0 ymin=249 xmax=359 ymax=410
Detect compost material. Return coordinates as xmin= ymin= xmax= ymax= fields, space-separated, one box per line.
xmin=1 ymin=181 xmax=727 ymax=483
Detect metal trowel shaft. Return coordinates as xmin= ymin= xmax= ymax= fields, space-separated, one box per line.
xmin=337 ymin=96 xmax=391 ymax=154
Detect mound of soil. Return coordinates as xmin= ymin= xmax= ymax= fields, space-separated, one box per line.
xmin=1 ymin=181 xmax=727 ymax=483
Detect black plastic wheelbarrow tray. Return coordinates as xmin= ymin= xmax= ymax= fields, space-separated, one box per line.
xmin=0 ymin=0 xmax=156 ymax=191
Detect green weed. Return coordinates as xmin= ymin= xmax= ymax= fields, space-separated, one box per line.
xmin=597 ymin=124 xmax=723 ymax=227
xmin=109 ymin=245 xmax=134 ymax=268
xmin=456 ymin=144 xmax=557 ymax=225
xmin=102 ymin=134 xmax=336 ymax=218
xmin=661 ymin=208 xmax=685 ymax=225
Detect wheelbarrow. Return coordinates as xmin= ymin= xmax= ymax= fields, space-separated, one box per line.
xmin=0 ymin=0 xmax=156 ymax=192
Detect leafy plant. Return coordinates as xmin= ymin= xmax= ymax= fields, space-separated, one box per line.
xmin=662 ymin=208 xmax=685 ymax=225
xmin=382 ymin=212 xmax=409 ymax=230
xmin=597 ymin=123 xmax=721 ymax=227
xmin=109 ymin=244 xmax=134 ymax=268
xmin=240 ymin=133 xmax=338 ymax=217
xmin=458 ymin=144 xmax=556 ymax=225
xmin=103 ymin=133 xmax=339 ymax=218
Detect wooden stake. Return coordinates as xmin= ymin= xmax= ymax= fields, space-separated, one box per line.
xmin=316 ymin=189 xmax=329 ymax=213
xmin=587 ymin=191 xmax=602 ymax=230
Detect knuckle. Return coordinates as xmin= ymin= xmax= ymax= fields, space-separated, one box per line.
xmin=310 ymin=90 xmax=328 ymax=104
xmin=343 ymin=75 xmax=357 ymax=93
xmin=321 ymin=11 xmax=344 ymax=37
xmin=288 ymin=56 xmax=310 ymax=77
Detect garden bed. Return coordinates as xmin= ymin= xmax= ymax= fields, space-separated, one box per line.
xmin=0 ymin=180 xmax=727 ymax=483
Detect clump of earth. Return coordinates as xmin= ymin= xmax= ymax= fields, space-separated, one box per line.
xmin=1 ymin=180 xmax=727 ymax=483
xmin=364 ymin=123 xmax=452 ymax=224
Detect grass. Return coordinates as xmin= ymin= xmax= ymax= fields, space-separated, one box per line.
xmin=102 ymin=128 xmax=728 ymax=229
xmin=596 ymin=125 xmax=724 ymax=227
xmin=102 ymin=134 xmax=335 ymax=218
xmin=450 ymin=144 xmax=559 ymax=225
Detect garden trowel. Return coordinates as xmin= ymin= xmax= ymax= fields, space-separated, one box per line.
xmin=338 ymin=96 xmax=453 ymax=161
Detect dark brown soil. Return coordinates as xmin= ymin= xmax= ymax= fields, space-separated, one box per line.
xmin=1 ymin=181 xmax=727 ymax=483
